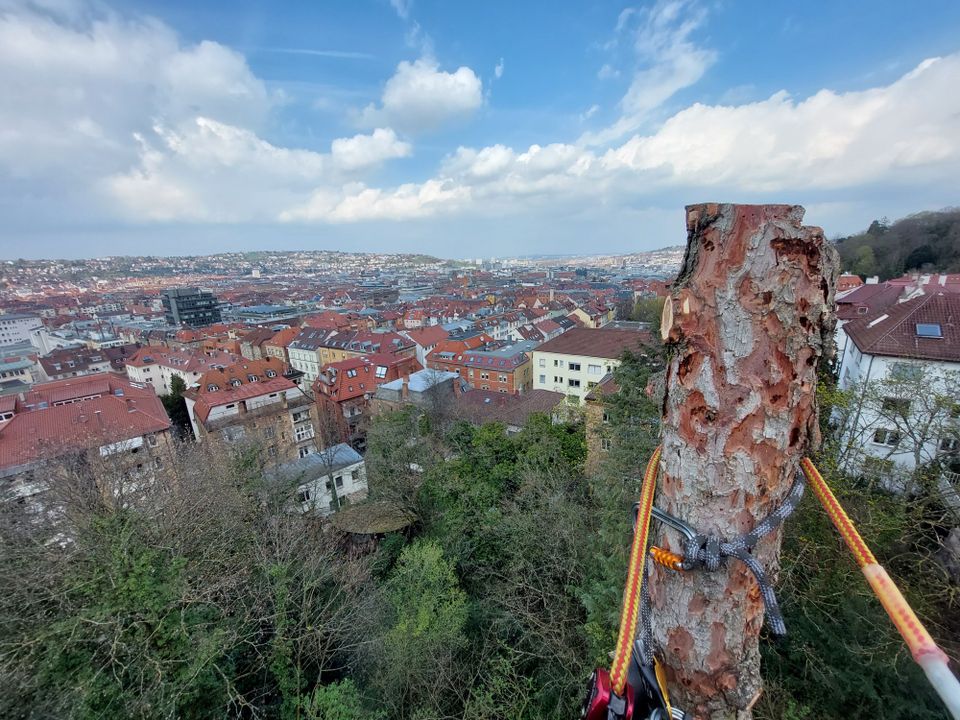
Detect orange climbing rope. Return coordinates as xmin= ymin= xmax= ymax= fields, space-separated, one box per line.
xmin=800 ymin=458 xmax=960 ymax=719
xmin=609 ymin=445 xmax=661 ymax=697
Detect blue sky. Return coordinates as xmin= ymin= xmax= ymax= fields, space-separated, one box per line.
xmin=1 ymin=0 xmax=959 ymax=260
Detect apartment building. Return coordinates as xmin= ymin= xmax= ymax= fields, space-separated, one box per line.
xmin=288 ymin=329 xmax=415 ymax=382
xmin=125 ymin=346 xmax=238 ymax=395
xmin=184 ymin=358 xmax=320 ymax=461
xmin=39 ymin=344 xmax=139 ymax=382
xmin=426 ymin=340 xmax=538 ymax=395
xmin=0 ymin=374 xmax=173 ymax=499
xmin=836 ymin=292 xmax=960 ymax=480
xmin=313 ymin=353 xmax=422 ymax=450
xmin=532 ymin=328 xmax=648 ymax=404
xmin=0 ymin=313 xmax=42 ymax=347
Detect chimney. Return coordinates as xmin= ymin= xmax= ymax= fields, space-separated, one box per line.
xmin=453 ymin=377 xmax=461 ymax=396
xmin=401 ymin=374 xmax=409 ymax=401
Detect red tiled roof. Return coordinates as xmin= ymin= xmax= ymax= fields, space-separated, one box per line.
xmin=402 ymin=325 xmax=449 ymax=347
xmin=126 ymin=346 xmax=238 ymax=373
xmin=843 ymin=292 xmax=960 ymax=363
xmin=835 ymin=282 xmax=904 ymax=321
xmin=534 ymin=327 xmax=650 ymax=360
xmin=0 ymin=374 xmax=170 ymax=471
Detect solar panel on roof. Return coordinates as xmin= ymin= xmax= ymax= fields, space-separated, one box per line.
xmin=916 ymin=323 xmax=943 ymax=338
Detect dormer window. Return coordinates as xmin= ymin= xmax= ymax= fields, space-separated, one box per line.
xmin=207 ymin=383 xmax=219 ymax=391
xmin=247 ymin=374 xmax=259 ymax=382
xmin=265 ymin=369 xmax=276 ymax=378
xmin=230 ymin=378 xmax=242 ymax=387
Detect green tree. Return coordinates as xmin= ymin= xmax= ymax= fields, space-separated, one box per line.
xmin=370 ymin=540 xmax=468 ymax=719
xmin=850 ymin=245 xmax=878 ymax=278
xmin=160 ymin=374 xmax=192 ymax=438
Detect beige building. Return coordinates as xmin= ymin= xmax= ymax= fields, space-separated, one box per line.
xmin=184 ymin=358 xmax=320 ymax=462
xmin=531 ymin=328 xmax=647 ymax=404
xmin=125 ymin=346 xmax=238 ymax=395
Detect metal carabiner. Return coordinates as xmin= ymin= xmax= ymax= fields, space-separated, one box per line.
xmin=632 ymin=502 xmax=697 ymax=543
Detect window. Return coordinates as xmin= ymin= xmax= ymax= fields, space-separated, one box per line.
xmin=872 ymin=428 xmax=900 ymax=446
xmin=146 ymin=434 xmax=159 ymax=447
xmin=554 ymin=359 xmax=563 ymax=367
xmin=297 ymin=489 xmax=311 ymax=503
xmin=154 ymin=457 xmax=163 ymax=469
xmin=588 ymin=364 xmax=602 ymax=375
xmin=601 ymin=438 xmax=612 ymax=451
xmin=569 ymin=362 xmax=581 ymax=371
xmin=539 ymin=374 xmax=546 ymax=384
xmin=602 ymin=412 xmax=610 ymax=424
xmin=230 ymin=378 xmax=242 ymax=387
xmin=375 ymin=365 xmax=387 ymax=378
xmin=857 ymin=306 xmax=868 ymax=315
xmin=568 ymin=379 xmax=581 ymax=388
xmin=539 ymin=358 xmax=546 ymax=367
xmin=480 ymin=372 xmax=489 ymax=380
xmin=335 ymin=476 xmax=344 ymax=489
xmin=890 ymin=363 xmax=921 ymax=382
xmin=298 ymin=446 xmax=312 ymax=458
xmin=916 ymin=323 xmax=943 ymax=338
xmin=295 ymin=424 xmax=315 ymax=442
xmin=263 ymin=426 xmax=275 ymax=438
xmin=292 ymin=410 xmax=310 ymax=423
xmin=498 ymin=374 xmax=507 ymax=382
xmin=882 ymin=397 xmax=911 ymax=414
xmin=939 ymin=437 xmax=959 ymax=454
xmin=267 ymin=446 xmax=278 ymax=458
xmin=554 ymin=376 xmax=563 ymax=383
xmin=265 ymin=369 xmax=277 ymax=378
xmin=247 ymin=374 xmax=259 ymax=382
xmin=207 ymin=383 xmax=219 ymax=391
xmin=346 ymin=369 xmax=357 ymax=378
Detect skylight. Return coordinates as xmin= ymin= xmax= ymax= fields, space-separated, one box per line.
xmin=916 ymin=323 xmax=943 ymax=338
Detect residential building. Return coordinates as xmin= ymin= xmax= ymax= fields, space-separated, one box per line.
xmin=427 ymin=340 xmax=538 ymax=395
xmin=184 ymin=358 xmax=320 ymax=461
xmin=288 ymin=329 xmax=415 ymax=383
xmin=0 ymin=374 xmax=173 ymax=500
xmin=0 ymin=313 xmax=42 ymax=347
xmin=125 ymin=346 xmax=239 ymax=395
xmin=239 ymin=327 xmax=278 ymax=360
xmin=400 ymin=325 xmax=450 ymax=365
xmin=532 ymin=328 xmax=649 ymax=404
xmin=263 ymin=326 xmax=301 ymax=364
xmin=453 ymin=388 xmax=564 ymax=434
xmin=313 ymin=353 xmax=422 ymax=451
xmin=584 ymin=374 xmax=619 ymax=472
xmin=0 ymin=342 xmax=40 ymax=396
xmin=162 ymin=287 xmax=222 ymax=327
xmin=371 ymin=368 xmax=463 ymax=414
xmin=38 ymin=344 xmax=139 ymax=382
xmin=269 ymin=443 xmax=367 ymax=515
xmin=836 ymin=292 xmax=960 ymax=479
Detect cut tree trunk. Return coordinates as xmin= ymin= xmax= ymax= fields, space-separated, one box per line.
xmin=652 ymin=204 xmax=838 ymax=719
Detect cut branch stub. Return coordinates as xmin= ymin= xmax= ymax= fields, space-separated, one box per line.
xmin=652 ymin=204 xmax=838 ymax=719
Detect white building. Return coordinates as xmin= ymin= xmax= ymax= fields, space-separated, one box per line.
xmin=125 ymin=346 xmax=238 ymax=395
xmin=531 ymin=327 xmax=647 ymax=404
xmin=270 ymin=444 xmax=367 ymax=515
xmin=836 ymin=292 xmax=960 ymax=480
xmin=0 ymin=314 xmax=42 ymax=347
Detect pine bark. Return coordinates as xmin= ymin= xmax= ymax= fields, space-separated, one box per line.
xmin=652 ymin=204 xmax=838 ymax=719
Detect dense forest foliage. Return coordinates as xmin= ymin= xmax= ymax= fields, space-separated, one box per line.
xmin=1 ymin=349 xmax=957 ymax=719
xmin=835 ymin=209 xmax=960 ymax=280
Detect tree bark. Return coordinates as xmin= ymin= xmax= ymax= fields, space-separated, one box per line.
xmin=652 ymin=204 xmax=838 ymax=719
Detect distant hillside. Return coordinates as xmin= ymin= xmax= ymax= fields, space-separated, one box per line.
xmin=834 ymin=208 xmax=960 ymax=280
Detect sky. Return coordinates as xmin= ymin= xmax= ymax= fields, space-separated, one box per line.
xmin=1 ymin=0 xmax=960 ymax=260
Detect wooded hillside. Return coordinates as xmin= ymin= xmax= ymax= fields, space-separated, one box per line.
xmin=835 ymin=209 xmax=960 ymax=280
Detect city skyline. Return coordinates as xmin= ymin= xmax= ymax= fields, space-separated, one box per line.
xmin=1 ymin=0 xmax=959 ymax=259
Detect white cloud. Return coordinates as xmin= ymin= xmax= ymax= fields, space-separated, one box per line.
xmin=581 ymin=104 xmax=601 ymax=121
xmin=283 ymin=54 xmax=960 ymax=223
xmin=582 ymin=0 xmax=716 ymax=146
xmin=0 ymin=3 xmax=273 ymax=183
xmin=330 ymin=128 xmax=412 ymax=171
xmin=597 ymin=63 xmax=619 ymax=80
xmin=494 ymin=57 xmax=504 ymax=79
xmin=359 ymin=58 xmax=483 ymax=133
xmin=389 ymin=0 xmax=412 ymax=20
